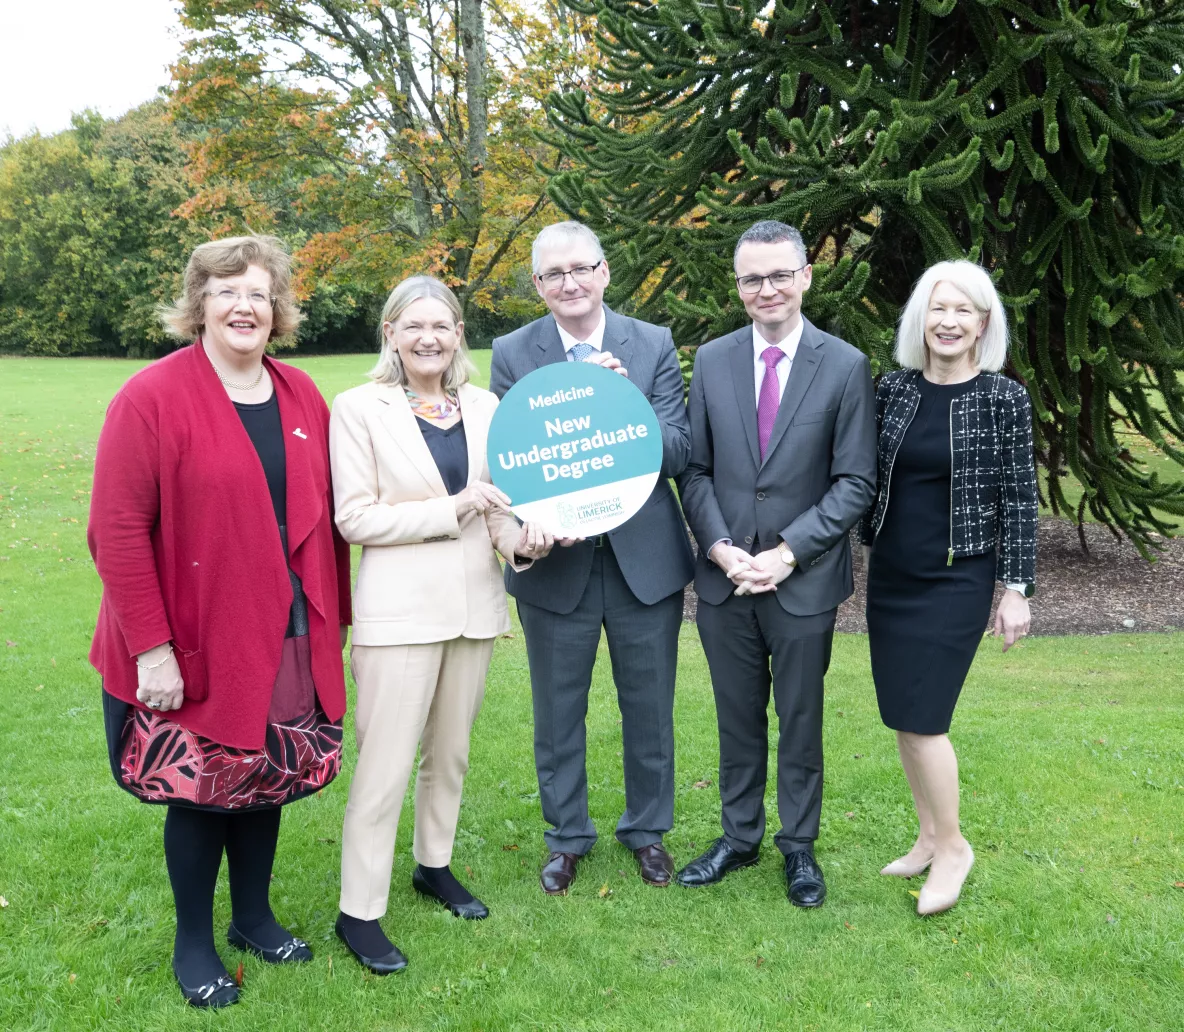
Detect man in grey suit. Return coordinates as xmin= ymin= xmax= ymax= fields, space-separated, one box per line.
xmin=490 ymin=221 xmax=694 ymax=894
xmin=676 ymin=220 xmax=876 ymax=906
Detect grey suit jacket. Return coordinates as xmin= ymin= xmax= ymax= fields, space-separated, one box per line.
xmin=489 ymin=306 xmax=695 ymax=614
xmin=678 ymin=318 xmax=877 ymax=616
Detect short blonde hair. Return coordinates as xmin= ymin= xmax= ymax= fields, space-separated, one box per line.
xmin=370 ymin=276 xmax=476 ymax=389
xmin=895 ymin=260 xmax=1009 ymax=372
xmin=159 ymin=235 xmax=302 ymax=341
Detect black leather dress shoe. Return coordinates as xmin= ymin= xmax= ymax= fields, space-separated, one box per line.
xmin=675 ymin=837 xmax=760 ymax=887
xmin=412 ymin=866 xmax=489 ymax=920
xmin=540 ymin=852 xmax=580 ymax=895
xmin=227 ymin=922 xmax=313 ymax=963
xmin=172 ymin=958 xmax=239 ymax=1009
xmin=784 ymin=850 xmax=827 ymax=908
xmin=334 ymin=914 xmax=408 ymax=975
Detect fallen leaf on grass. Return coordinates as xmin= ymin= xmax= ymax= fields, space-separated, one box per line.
xmin=907 ymin=889 xmax=921 ymax=899
xmin=844 ymin=811 xmax=855 ymax=819
xmin=755 ymin=956 xmax=765 ymax=968
xmin=34 ymin=685 xmax=43 ymax=692
xmin=844 ymin=922 xmax=853 ymax=929
xmin=501 ymin=843 xmax=519 ymax=851
xmin=5 ymin=640 xmax=15 ymax=648
xmin=0 ymin=895 xmax=8 ymax=908
xmin=692 ymin=780 xmax=712 ymax=789
xmin=68 ymin=973 xmax=77 ymax=984
xmin=327 ymin=957 xmax=333 ymax=977
xmin=234 ymin=963 xmax=244 ymax=986
xmin=852 ymin=754 xmax=863 ymax=759
xmin=465 ymin=865 xmax=474 ymax=879
xmin=1173 ymin=882 xmax=1184 ymax=889
xmin=598 ymin=883 xmax=612 ymax=898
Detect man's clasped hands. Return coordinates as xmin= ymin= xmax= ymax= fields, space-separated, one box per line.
xmin=709 ymin=541 xmax=794 ymax=596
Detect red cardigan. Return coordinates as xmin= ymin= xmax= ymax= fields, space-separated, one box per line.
xmin=88 ymin=342 xmax=352 ymax=750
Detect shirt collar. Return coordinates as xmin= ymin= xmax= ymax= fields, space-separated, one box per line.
xmin=556 ymin=309 xmax=607 ymax=353
xmin=753 ymin=319 xmax=803 ymax=363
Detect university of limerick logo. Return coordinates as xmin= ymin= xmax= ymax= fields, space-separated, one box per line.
xmin=557 ymin=501 xmax=578 ymax=530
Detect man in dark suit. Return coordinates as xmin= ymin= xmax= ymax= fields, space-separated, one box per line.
xmin=676 ymin=220 xmax=876 ymax=906
xmin=490 ymin=221 xmax=694 ymax=894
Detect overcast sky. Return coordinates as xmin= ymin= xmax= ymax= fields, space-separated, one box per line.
xmin=0 ymin=1 xmax=185 ymax=139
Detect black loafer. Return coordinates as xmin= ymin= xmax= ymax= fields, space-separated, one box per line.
xmin=172 ymin=958 xmax=239 ymax=1009
xmin=412 ymin=865 xmax=489 ymax=920
xmin=334 ymin=914 xmax=408 ymax=975
xmin=227 ymin=922 xmax=313 ymax=964
xmin=676 ymin=837 xmax=760 ymax=887
xmin=784 ymin=850 xmax=827 ymax=908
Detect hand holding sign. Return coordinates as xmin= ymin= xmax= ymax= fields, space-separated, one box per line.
xmin=487 ymin=362 xmax=662 ymax=537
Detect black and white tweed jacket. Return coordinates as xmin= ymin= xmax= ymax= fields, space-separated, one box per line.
xmin=859 ymin=368 xmax=1038 ymax=593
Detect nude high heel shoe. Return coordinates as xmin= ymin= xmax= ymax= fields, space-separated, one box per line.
xmin=880 ymin=854 xmax=934 ymax=878
xmin=916 ymin=845 xmax=974 ymax=916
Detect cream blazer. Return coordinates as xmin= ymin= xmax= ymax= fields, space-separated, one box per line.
xmin=329 ymin=380 xmax=529 ymax=646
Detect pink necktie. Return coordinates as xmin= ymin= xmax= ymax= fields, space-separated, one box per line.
xmin=757 ymin=345 xmax=785 ymax=460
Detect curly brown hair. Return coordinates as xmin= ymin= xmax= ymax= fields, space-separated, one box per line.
xmin=159 ymin=235 xmax=303 ymax=341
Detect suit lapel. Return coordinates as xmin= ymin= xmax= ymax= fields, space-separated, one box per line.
xmin=374 ymin=384 xmax=449 ymax=495
xmin=601 ymin=306 xmax=633 ymax=372
xmin=533 ymin=315 xmax=569 ymax=368
xmin=458 ymin=383 xmax=487 ymax=483
xmin=761 ymin=318 xmax=823 ymax=467
xmin=728 ymin=328 xmax=761 ymax=468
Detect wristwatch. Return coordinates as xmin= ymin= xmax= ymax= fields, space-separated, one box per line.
xmin=777 ymin=541 xmax=797 ymax=567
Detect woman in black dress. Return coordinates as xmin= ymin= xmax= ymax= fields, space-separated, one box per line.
xmin=861 ymin=260 xmax=1037 ymax=916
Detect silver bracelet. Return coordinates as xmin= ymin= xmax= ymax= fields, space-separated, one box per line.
xmin=136 ymin=644 xmax=174 ymax=670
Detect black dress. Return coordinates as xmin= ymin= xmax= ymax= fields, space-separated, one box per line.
xmin=866 ymin=374 xmax=996 ymax=734
xmin=101 ymin=391 xmax=341 ymax=810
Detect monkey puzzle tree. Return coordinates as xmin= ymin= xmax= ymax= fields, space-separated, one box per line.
xmin=544 ymin=0 xmax=1184 ymax=551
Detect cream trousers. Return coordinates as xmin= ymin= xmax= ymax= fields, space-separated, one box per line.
xmin=339 ymin=635 xmax=495 ymax=920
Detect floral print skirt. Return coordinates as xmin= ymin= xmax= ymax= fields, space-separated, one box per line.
xmin=103 ymin=636 xmax=341 ymax=811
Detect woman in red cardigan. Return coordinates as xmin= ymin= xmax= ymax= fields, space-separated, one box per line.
xmin=88 ymin=235 xmax=351 ymax=1009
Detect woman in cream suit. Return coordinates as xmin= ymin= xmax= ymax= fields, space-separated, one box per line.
xmin=329 ymin=276 xmax=553 ymax=974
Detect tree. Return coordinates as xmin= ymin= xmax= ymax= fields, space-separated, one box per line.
xmin=545 ymin=0 xmax=1184 ymax=551
xmin=0 ymin=104 xmax=200 ymax=356
xmin=173 ymin=0 xmax=594 ymax=320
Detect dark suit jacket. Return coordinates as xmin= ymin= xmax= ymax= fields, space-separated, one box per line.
xmin=678 ymin=318 xmax=877 ymax=616
xmin=489 ymin=306 xmax=695 ymax=614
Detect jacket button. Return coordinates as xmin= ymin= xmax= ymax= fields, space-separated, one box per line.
xmin=756 ymin=492 xmax=766 ymax=501
xmin=744 ymin=535 xmax=753 ymax=545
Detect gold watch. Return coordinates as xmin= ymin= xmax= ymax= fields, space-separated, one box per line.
xmin=777 ymin=542 xmax=797 ymax=567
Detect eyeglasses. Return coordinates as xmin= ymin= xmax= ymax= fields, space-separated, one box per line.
xmin=537 ymin=261 xmax=603 ymax=289
xmin=735 ymin=267 xmax=808 ymax=295
xmin=203 ymin=289 xmax=276 ymax=308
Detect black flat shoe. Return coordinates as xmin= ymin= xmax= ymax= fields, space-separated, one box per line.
xmin=784 ymin=850 xmax=827 ymax=908
xmin=172 ymin=958 xmax=239 ymax=1009
xmin=335 ymin=913 xmax=408 ymax=975
xmin=676 ymin=837 xmax=760 ymax=887
xmin=227 ymin=921 xmax=313 ymax=964
xmin=412 ymin=865 xmax=489 ymax=920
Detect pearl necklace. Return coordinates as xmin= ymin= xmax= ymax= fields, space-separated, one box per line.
xmin=214 ymin=364 xmax=265 ymax=392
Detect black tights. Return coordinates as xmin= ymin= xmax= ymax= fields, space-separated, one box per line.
xmin=164 ymin=805 xmax=289 ymax=986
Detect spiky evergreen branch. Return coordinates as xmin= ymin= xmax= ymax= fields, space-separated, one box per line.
xmin=542 ymin=0 xmax=1184 ymax=552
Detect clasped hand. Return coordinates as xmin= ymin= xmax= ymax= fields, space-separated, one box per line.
xmin=454 ymin=481 xmax=511 ymax=519
xmin=709 ymin=543 xmax=793 ymax=596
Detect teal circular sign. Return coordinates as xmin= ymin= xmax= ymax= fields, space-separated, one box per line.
xmin=487 ymin=361 xmax=662 ymax=536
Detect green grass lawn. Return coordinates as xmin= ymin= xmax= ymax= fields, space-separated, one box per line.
xmin=1 ymin=355 xmax=1183 ymax=1031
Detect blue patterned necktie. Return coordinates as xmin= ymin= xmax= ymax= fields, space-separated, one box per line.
xmin=569 ymin=342 xmax=595 ymax=362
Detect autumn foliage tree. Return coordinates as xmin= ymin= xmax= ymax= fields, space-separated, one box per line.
xmin=545 ymin=0 xmax=1184 ymax=551
xmin=172 ymin=0 xmax=594 ymax=324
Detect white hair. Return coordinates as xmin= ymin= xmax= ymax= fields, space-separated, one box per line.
xmin=531 ymin=221 xmax=605 ymax=275
xmin=895 ymin=260 xmax=1009 ymax=372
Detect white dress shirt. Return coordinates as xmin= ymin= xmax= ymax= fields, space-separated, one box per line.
xmin=557 ymin=310 xmax=606 ymax=359
xmin=753 ymin=319 xmax=804 ymax=405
